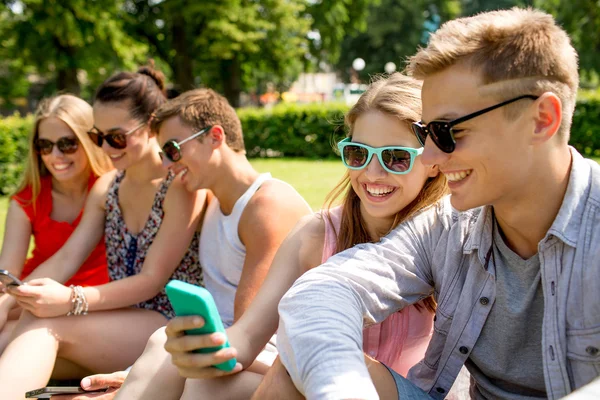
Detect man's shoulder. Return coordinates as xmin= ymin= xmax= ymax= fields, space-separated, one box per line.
xmin=246 ymin=178 xmax=310 ymax=214
xmin=239 ymin=178 xmax=311 ymax=233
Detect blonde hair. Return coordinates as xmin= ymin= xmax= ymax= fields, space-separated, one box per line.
xmin=14 ymin=94 xmax=113 ymax=205
xmin=408 ymin=7 xmax=579 ymax=139
xmin=325 ymin=73 xmax=449 ymax=313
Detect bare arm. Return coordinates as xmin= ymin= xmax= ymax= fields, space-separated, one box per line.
xmin=229 ymin=213 xmax=324 ymax=367
xmin=162 ymin=181 xmax=310 ymax=379
xmin=82 ymin=181 xmax=206 ymax=311
xmin=233 ymin=181 xmax=311 ymax=323
xmin=0 ymin=200 xmax=32 ymax=312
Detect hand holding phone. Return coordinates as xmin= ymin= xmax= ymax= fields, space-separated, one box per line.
xmin=165 ymin=280 xmax=237 ymax=371
xmin=0 ymin=269 xmax=23 ymax=289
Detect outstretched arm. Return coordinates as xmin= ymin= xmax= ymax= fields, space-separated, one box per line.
xmin=164 ymin=181 xmax=312 ymax=378
xmin=277 ymin=204 xmax=448 ymax=399
xmin=0 ymin=200 xmax=32 ymax=324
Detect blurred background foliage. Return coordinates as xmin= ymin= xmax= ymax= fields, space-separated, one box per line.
xmin=0 ymin=0 xmax=599 ymax=110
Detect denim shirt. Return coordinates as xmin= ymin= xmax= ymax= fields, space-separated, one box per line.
xmin=277 ymin=148 xmax=600 ymax=400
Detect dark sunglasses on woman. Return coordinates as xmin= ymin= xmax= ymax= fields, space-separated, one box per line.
xmin=87 ymin=122 xmax=146 ymax=150
xmin=159 ymin=126 xmax=213 ymax=162
xmin=34 ymin=137 xmax=79 ymax=155
xmin=411 ymin=94 xmax=539 ymax=153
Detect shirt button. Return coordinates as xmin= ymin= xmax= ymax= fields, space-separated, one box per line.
xmin=586 ymin=346 xmax=599 ymax=356
xmin=369 ymin=350 xmax=376 ymax=357
xmin=436 ymin=387 xmax=446 ymax=394
xmin=459 ymin=346 xmax=469 ymax=354
xmin=479 ymin=297 xmax=490 ymax=305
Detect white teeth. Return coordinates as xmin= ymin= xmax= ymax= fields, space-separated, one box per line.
xmin=53 ymin=163 xmax=71 ymax=171
xmin=109 ymin=154 xmax=123 ymax=159
xmin=365 ymin=184 xmax=395 ymax=197
xmin=445 ymin=170 xmax=472 ymax=182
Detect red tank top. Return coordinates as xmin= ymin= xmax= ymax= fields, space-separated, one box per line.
xmin=12 ymin=174 xmax=109 ymax=287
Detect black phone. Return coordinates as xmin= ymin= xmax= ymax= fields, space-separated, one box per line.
xmin=0 ymin=269 xmax=23 ymax=287
xmin=25 ymin=386 xmax=108 ymax=398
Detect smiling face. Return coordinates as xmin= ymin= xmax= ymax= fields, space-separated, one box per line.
xmin=37 ymin=117 xmax=90 ymax=183
xmin=157 ymin=116 xmax=214 ymax=192
xmin=92 ymin=101 xmax=150 ymax=169
xmin=420 ymin=63 xmax=537 ymax=211
xmin=349 ymin=110 xmax=438 ymax=222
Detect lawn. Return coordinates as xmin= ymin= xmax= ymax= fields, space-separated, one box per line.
xmin=0 ymin=159 xmax=346 ymax=250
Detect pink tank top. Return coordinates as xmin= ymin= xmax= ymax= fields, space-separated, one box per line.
xmin=321 ymin=206 xmax=434 ymax=376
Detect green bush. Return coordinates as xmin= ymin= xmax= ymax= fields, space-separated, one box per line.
xmin=239 ymin=102 xmax=349 ymax=159
xmin=0 ymin=99 xmax=599 ymax=195
xmin=0 ymin=114 xmax=32 ymax=195
xmin=571 ymin=99 xmax=600 ymax=158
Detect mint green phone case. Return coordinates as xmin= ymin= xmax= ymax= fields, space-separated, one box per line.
xmin=165 ymin=280 xmax=237 ymax=371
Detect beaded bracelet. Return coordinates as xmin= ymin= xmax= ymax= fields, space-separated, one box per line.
xmin=66 ymin=285 xmax=88 ymax=316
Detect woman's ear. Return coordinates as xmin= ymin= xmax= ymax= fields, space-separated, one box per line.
xmin=427 ymin=164 xmax=440 ymax=178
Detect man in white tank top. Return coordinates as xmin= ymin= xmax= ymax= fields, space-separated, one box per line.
xmin=65 ymin=89 xmax=311 ymax=400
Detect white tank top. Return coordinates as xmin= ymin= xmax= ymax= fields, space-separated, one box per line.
xmin=199 ymin=173 xmax=273 ymax=328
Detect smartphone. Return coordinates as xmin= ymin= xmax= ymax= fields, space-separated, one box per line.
xmin=25 ymin=386 xmax=107 ymax=398
xmin=0 ymin=269 xmax=23 ymax=287
xmin=165 ymin=280 xmax=237 ymax=371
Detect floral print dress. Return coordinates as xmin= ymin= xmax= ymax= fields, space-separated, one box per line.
xmin=105 ymin=171 xmax=202 ymax=318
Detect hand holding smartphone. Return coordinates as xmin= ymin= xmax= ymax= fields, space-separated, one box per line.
xmin=0 ymin=269 xmax=23 ymax=289
xmin=165 ymin=280 xmax=237 ymax=371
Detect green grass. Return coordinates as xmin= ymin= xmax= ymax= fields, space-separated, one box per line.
xmin=250 ymin=158 xmax=346 ymax=210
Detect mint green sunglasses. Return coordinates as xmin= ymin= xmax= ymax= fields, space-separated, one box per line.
xmin=337 ymin=137 xmax=423 ymax=175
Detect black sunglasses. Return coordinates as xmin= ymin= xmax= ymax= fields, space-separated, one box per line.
xmin=34 ymin=137 xmax=79 ymax=155
xmin=411 ymin=95 xmax=539 ymax=153
xmin=87 ymin=122 xmax=146 ymax=150
xmin=159 ymin=126 xmax=213 ymax=162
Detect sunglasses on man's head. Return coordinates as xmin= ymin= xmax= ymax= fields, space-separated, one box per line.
xmin=337 ymin=137 xmax=423 ymax=175
xmin=159 ymin=126 xmax=213 ymax=163
xmin=87 ymin=122 xmax=146 ymax=150
xmin=411 ymin=94 xmax=539 ymax=153
xmin=34 ymin=137 xmax=79 ymax=155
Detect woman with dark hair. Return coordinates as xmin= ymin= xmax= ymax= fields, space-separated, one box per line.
xmin=0 ymin=65 xmax=206 ymax=399
xmin=107 ymin=73 xmax=448 ymax=400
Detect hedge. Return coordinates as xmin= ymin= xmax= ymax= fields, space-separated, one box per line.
xmin=0 ymin=114 xmax=33 ymax=195
xmin=0 ymin=100 xmax=598 ymax=196
xmin=239 ymin=102 xmax=348 ymax=159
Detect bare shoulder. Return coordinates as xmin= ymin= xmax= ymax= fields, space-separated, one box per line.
xmin=88 ymin=170 xmax=119 ymax=208
xmin=245 ymin=179 xmax=311 ymax=218
xmin=239 ymin=179 xmax=311 ymax=242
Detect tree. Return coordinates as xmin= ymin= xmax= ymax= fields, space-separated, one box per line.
xmin=124 ymin=0 xmax=312 ymax=107
xmin=1 ymin=0 xmax=147 ymax=99
xmin=533 ymin=0 xmax=600 ymax=83
xmin=333 ymin=0 xmax=461 ymax=81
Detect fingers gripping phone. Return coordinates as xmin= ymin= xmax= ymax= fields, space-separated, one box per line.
xmin=165 ymin=280 xmax=237 ymax=371
xmin=0 ymin=269 xmax=23 ymax=287
xmin=25 ymin=386 xmax=107 ymax=398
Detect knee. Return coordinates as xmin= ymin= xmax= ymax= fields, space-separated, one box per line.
xmin=145 ymin=326 xmax=167 ymax=352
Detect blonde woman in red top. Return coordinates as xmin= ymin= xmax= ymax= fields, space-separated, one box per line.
xmin=0 ymin=94 xmax=112 ymax=351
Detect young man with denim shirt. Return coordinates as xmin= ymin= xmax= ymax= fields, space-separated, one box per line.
xmin=271 ymin=8 xmax=600 ymax=400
